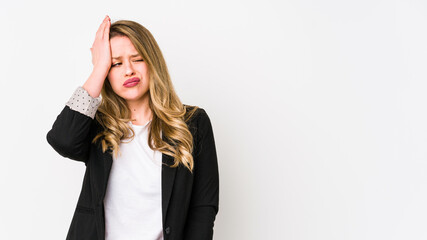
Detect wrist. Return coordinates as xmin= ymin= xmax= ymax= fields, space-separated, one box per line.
xmin=92 ymin=65 xmax=110 ymax=79
xmin=83 ymin=69 xmax=109 ymax=99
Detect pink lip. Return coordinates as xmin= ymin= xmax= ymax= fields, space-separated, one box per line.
xmin=123 ymin=77 xmax=140 ymax=87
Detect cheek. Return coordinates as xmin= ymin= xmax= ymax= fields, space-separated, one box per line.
xmin=106 ymin=72 xmax=112 ymax=82
xmin=143 ymin=69 xmax=150 ymax=80
xmin=107 ymin=72 xmax=119 ymax=86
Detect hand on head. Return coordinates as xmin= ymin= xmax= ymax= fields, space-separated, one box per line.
xmin=90 ymin=15 xmax=112 ymax=75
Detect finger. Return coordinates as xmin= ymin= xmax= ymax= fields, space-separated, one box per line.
xmin=103 ymin=18 xmax=110 ymax=40
xmin=96 ymin=17 xmax=108 ymax=39
xmin=100 ymin=16 xmax=110 ymax=40
xmin=95 ymin=19 xmax=105 ymax=38
xmin=99 ymin=17 xmax=109 ymax=40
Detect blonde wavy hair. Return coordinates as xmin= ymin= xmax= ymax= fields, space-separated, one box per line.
xmin=92 ymin=19 xmax=199 ymax=173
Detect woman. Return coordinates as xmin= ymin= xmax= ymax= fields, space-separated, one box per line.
xmin=46 ymin=15 xmax=219 ymax=240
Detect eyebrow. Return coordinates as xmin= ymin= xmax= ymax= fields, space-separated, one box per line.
xmin=112 ymin=54 xmax=141 ymax=60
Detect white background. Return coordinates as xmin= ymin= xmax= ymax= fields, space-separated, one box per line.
xmin=1 ymin=0 xmax=426 ymax=239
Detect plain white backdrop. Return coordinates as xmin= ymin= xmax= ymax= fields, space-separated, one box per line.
xmin=1 ymin=0 xmax=426 ymax=239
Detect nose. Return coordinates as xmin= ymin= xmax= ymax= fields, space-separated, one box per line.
xmin=124 ymin=61 xmax=135 ymax=76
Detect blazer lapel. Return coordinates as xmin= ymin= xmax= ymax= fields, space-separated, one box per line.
xmin=161 ymin=134 xmax=177 ymax=225
xmin=162 ymin=153 xmax=177 ymax=225
xmin=103 ymin=149 xmax=113 ymax=198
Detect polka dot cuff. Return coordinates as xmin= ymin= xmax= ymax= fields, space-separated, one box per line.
xmin=65 ymin=86 xmax=102 ymax=119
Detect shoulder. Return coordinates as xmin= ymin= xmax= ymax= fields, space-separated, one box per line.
xmin=183 ymin=104 xmax=214 ymax=137
xmin=183 ymin=104 xmax=210 ymax=124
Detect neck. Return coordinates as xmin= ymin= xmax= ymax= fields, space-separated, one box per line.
xmin=126 ymin=96 xmax=152 ymax=126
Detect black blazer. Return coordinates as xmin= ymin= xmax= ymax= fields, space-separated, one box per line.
xmin=46 ymin=104 xmax=219 ymax=240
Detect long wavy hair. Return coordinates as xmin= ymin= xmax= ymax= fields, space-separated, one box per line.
xmin=92 ymin=19 xmax=199 ymax=173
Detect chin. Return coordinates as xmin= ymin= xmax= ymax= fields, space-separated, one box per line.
xmin=124 ymin=94 xmax=148 ymax=101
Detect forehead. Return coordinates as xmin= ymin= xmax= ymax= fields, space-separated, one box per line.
xmin=110 ymin=36 xmax=139 ymax=58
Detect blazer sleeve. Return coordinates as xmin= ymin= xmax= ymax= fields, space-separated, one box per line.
xmin=183 ymin=108 xmax=220 ymax=240
xmin=46 ymin=86 xmax=102 ymax=164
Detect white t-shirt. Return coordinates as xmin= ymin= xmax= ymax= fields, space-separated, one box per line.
xmin=104 ymin=120 xmax=164 ymax=240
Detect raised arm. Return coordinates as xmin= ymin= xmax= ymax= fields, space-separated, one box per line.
xmin=46 ymin=15 xmax=112 ymax=164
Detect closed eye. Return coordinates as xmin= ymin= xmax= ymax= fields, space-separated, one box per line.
xmin=112 ymin=59 xmax=143 ymax=67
